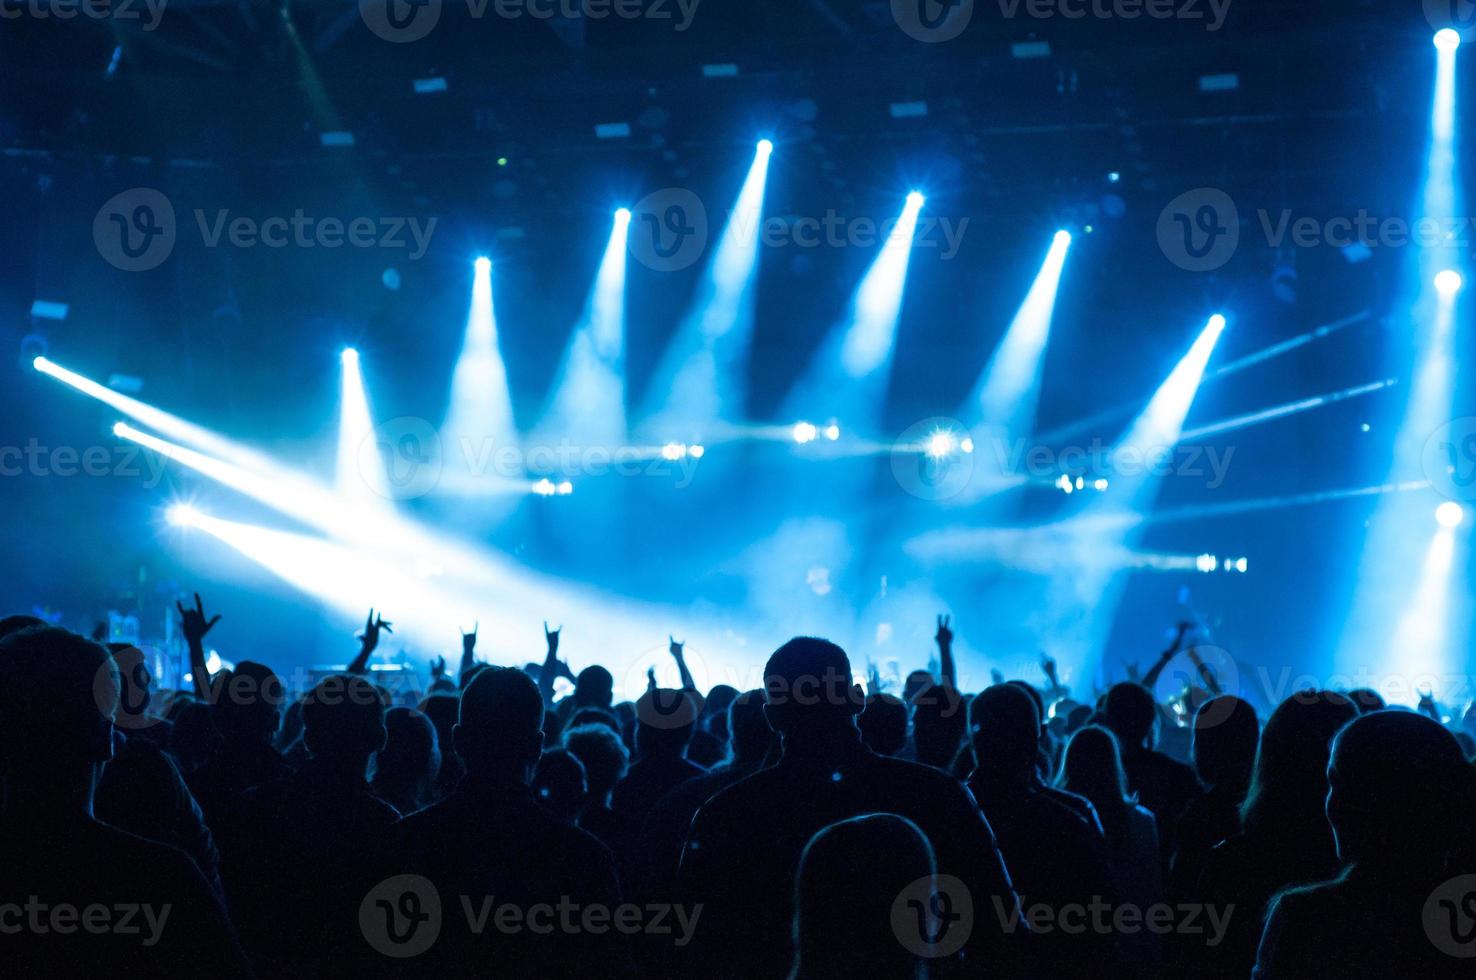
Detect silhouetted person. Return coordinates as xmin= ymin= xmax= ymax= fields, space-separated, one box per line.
xmin=169 ymin=699 xmax=222 ymax=776
xmin=680 ymin=637 xmax=1024 ymax=979
xmin=555 ymin=664 xmax=616 ymax=725
xmin=610 ymin=687 xmax=705 ymax=830
xmin=1344 ymin=687 xmax=1386 ymax=713
xmin=1170 ymin=695 xmax=1259 ymax=900
xmin=859 ymin=692 xmax=909 ymax=757
xmin=1101 ymin=681 xmax=1200 ymax=863
xmin=1186 ymin=690 xmax=1358 ymax=979
xmin=533 ymin=747 xmax=588 ymax=823
xmin=372 ymin=706 xmax=441 ymax=816
xmin=910 ymin=682 xmax=967 ymax=770
xmin=391 ymin=667 xmax=626 ymax=978
xmin=1254 ymin=710 xmax=1476 ymax=978
xmin=187 ymin=661 xmax=288 ymax=828
xmin=417 ymin=692 xmax=464 ymax=798
xmin=688 ymin=684 xmax=739 ymax=767
xmin=790 ymin=814 xmax=938 ymax=980
xmin=222 ymin=673 xmax=399 ymax=975
xmin=1057 ymin=724 xmax=1163 ymax=967
xmin=564 ymin=721 xmax=635 ymax=856
xmin=0 ymin=626 xmax=250 ymax=978
xmin=969 ymin=685 xmax=1117 ymax=973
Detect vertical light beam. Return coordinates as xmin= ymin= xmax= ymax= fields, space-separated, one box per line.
xmin=442 ymin=257 xmax=517 ymax=474
xmin=337 ymin=348 xmax=388 ymax=502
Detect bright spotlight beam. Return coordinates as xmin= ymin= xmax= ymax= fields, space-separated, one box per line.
xmin=535 ymin=209 xmax=630 ymax=448
xmin=442 ymin=257 xmax=517 ymax=476
xmin=34 ymin=356 xmax=278 ymax=474
xmin=337 ymin=348 xmax=388 ymax=502
xmin=640 ymin=142 xmax=773 ymax=439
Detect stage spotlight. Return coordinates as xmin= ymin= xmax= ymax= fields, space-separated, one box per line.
xmin=689 ymin=444 xmax=705 ymax=458
xmin=443 ymin=252 xmax=517 ymax=479
xmin=557 ymin=481 xmax=574 ymax=495
xmin=906 ymin=191 xmax=925 ymax=208
xmin=1235 ymin=557 xmax=1249 ymax=573
xmin=338 ymin=345 xmax=387 ymax=501
xmin=824 ymin=423 xmax=841 ymax=441
xmin=793 ymin=421 xmax=819 ymax=444
xmin=756 ymin=139 xmax=773 ymax=156
xmin=531 ymin=478 xmax=557 ymax=497
xmin=926 ymin=431 xmax=957 ymax=459
xmin=1434 ymin=269 xmax=1464 ymax=295
xmin=1054 ymin=229 xmax=1072 ymax=246
xmin=959 ymin=436 xmax=974 ymax=454
xmin=1195 ymin=554 xmax=1218 ymax=573
xmin=662 ymin=442 xmax=685 ymax=461
xmin=1436 ymin=501 xmax=1465 ymax=527
xmin=474 ymin=256 xmax=491 ymax=273
xmin=615 ymin=207 xmax=632 ymax=225
xmin=1434 ymin=28 xmax=1461 ymax=51
xmin=166 ymin=503 xmax=201 ymax=527
xmin=341 ymin=347 xmax=359 ymax=363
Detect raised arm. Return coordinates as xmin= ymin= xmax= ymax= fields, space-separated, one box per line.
xmin=538 ymin=621 xmax=569 ymax=707
xmin=934 ymin=614 xmax=957 ymax=690
xmin=1141 ymin=621 xmax=1192 ymax=690
xmin=668 ymin=636 xmax=697 ymax=693
xmin=176 ymin=592 xmax=221 ymax=700
xmin=348 ymin=607 xmax=392 ymax=675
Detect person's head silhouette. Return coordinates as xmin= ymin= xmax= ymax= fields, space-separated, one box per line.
xmin=1059 ymin=725 xmax=1131 ymax=815
xmin=1241 ymin=690 xmax=1357 ymax=834
xmin=574 ymin=665 xmax=614 ymax=708
xmin=634 ymin=688 xmax=702 ymax=759
xmin=563 ymin=723 xmax=630 ymax=805
xmin=968 ymin=684 xmax=1040 ymax=785
xmin=301 ymin=674 xmax=388 ymax=774
xmin=910 ymin=684 xmax=966 ymax=770
xmin=374 ymin=706 xmax=440 ymax=793
xmin=533 ymin=748 xmax=588 ymax=822
xmin=0 ymin=626 xmax=117 ymax=813
xmin=859 ymin=693 xmax=909 ymax=757
xmin=1102 ymin=682 xmax=1159 ymax=752
xmin=791 ymin=813 xmax=937 ymax=980
xmin=1326 ymin=709 xmax=1476 ymax=870
xmin=455 ymin=667 xmax=545 ymax=783
xmin=762 ymin=637 xmax=864 ymax=742
xmin=210 ymin=660 xmax=284 ymax=744
xmin=1191 ymin=695 xmax=1259 ymax=789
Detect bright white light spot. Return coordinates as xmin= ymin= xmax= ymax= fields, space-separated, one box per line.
xmin=1054 ymin=229 xmax=1072 ymax=247
xmin=1074 ymin=476 xmax=1085 ymax=490
xmin=1436 ymin=501 xmax=1465 ymax=527
xmin=1435 ymin=269 xmax=1463 ymax=295
xmin=474 ymin=256 xmax=492 ymax=273
xmin=906 ymin=191 xmax=925 ymax=209
xmin=531 ymin=478 xmax=557 ymax=496
xmin=1056 ymin=474 xmax=1073 ymax=494
xmin=1195 ymin=553 xmax=1218 ymax=573
xmin=926 ymin=431 xmax=956 ymax=459
xmin=614 ymin=208 xmax=632 ymax=225
xmin=793 ymin=421 xmax=818 ymax=444
xmin=756 ymin=139 xmax=774 ymax=156
xmin=824 ymin=424 xmax=841 ymax=442
xmin=1093 ymin=478 xmax=1109 ymax=491
xmin=959 ymin=436 xmax=974 ymax=454
xmin=1434 ymin=28 xmax=1461 ymax=52
xmin=1235 ymin=557 xmax=1249 ymax=573
xmin=557 ymin=481 xmax=573 ymax=496
xmin=689 ymin=444 xmax=705 ymax=458
xmin=167 ymin=503 xmax=201 ymax=527
xmin=662 ymin=442 xmax=685 ymax=461
xmin=341 ymin=347 xmax=359 ymax=364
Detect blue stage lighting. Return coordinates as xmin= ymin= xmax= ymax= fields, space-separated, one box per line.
xmin=1436 ymin=501 xmax=1465 ymax=527
xmin=615 ymin=207 xmax=632 ymax=224
xmin=756 ymin=139 xmax=773 ymax=156
xmin=1434 ymin=28 xmax=1461 ymax=52
xmin=1434 ymin=269 xmax=1463 ymax=295
xmin=166 ymin=502 xmax=202 ymax=527
xmin=906 ymin=191 xmax=925 ymax=209
xmin=793 ymin=421 xmax=818 ymax=444
xmin=474 ymin=256 xmax=492 ymax=273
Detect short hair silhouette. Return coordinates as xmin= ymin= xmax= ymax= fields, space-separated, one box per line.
xmin=301 ymin=674 xmax=386 ymax=760
xmin=210 ymin=660 xmax=284 ymax=741
xmin=533 ymin=748 xmax=588 ymax=822
xmin=791 ymin=813 xmax=936 ymax=980
xmin=912 ymin=683 xmax=967 ymax=769
xmin=969 ymin=684 xmax=1041 ymax=780
xmin=0 ymin=627 xmax=116 ymax=773
xmin=575 ymin=665 xmax=614 ymax=707
xmin=1191 ymin=695 xmax=1260 ymax=786
xmin=1326 ymin=709 xmax=1476 ymax=866
xmin=859 ymin=693 xmax=909 ymax=757
xmin=635 ymin=688 xmax=702 ymax=755
xmin=563 ymin=723 xmax=630 ymax=799
xmin=0 ymin=614 xmax=46 ymax=641
xmin=1344 ymin=687 xmax=1386 ymax=713
xmin=1103 ymin=682 xmax=1159 ymax=749
xmin=376 ymin=706 xmax=440 ymax=783
xmin=455 ymin=666 xmax=545 ymax=775
xmin=763 ymin=637 xmax=864 ymax=730
xmin=729 ymin=688 xmax=776 ymax=763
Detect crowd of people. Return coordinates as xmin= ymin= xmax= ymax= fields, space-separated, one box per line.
xmin=2 ymin=598 xmax=1475 ymax=978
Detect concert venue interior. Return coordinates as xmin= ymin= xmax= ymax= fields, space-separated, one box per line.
xmin=3 ymin=3 xmax=1471 ymax=711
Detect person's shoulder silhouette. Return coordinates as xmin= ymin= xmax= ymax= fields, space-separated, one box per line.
xmin=0 ymin=625 xmax=250 ymax=978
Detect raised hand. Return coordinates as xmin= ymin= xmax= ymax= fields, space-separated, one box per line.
xmin=544 ymin=621 xmax=562 ymax=659
xmin=359 ymin=608 xmax=393 ymax=654
xmin=646 ymin=665 xmax=658 ymax=692
xmin=934 ymin=614 xmax=953 ymax=649
xmin=669 ymin=635 xmax=685 ymax=659
xmin=462 ymin=622 xmax=478 ymax=660
xmin=430 ymin=655 xmax=448 ymax=681
xmin=177 ymin=593 xmax=221 ymax=648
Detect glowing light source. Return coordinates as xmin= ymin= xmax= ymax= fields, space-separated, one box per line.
xmin=926 ymin=431 xmax=957 ymax=459
xmin=443 ymin=254 xmax=517 ymax=483
xmin=474 ymin=256 xmax=491 ymax=273
xmin=1434 ymin=269 xmax=1464 ymax=295
xmin=1434 ymin=28 xmax=1461 ymax=52
xmin=337 ymin=346 xmax=387 ymax=502
xmin=756 ymin=139 xmax=773 ymax=156
xmin=793 ymin=421 xmax=819 ymax=444
xmin=166 ymin=503 xmax=201 ymax=527
xmin=836 ymin=192 xmax=926 ymax=380
xmin=1436 ymin=501 xmax=1465 ymax=527
xmin=1195 ymin=554 xmax=1218 ymax=573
